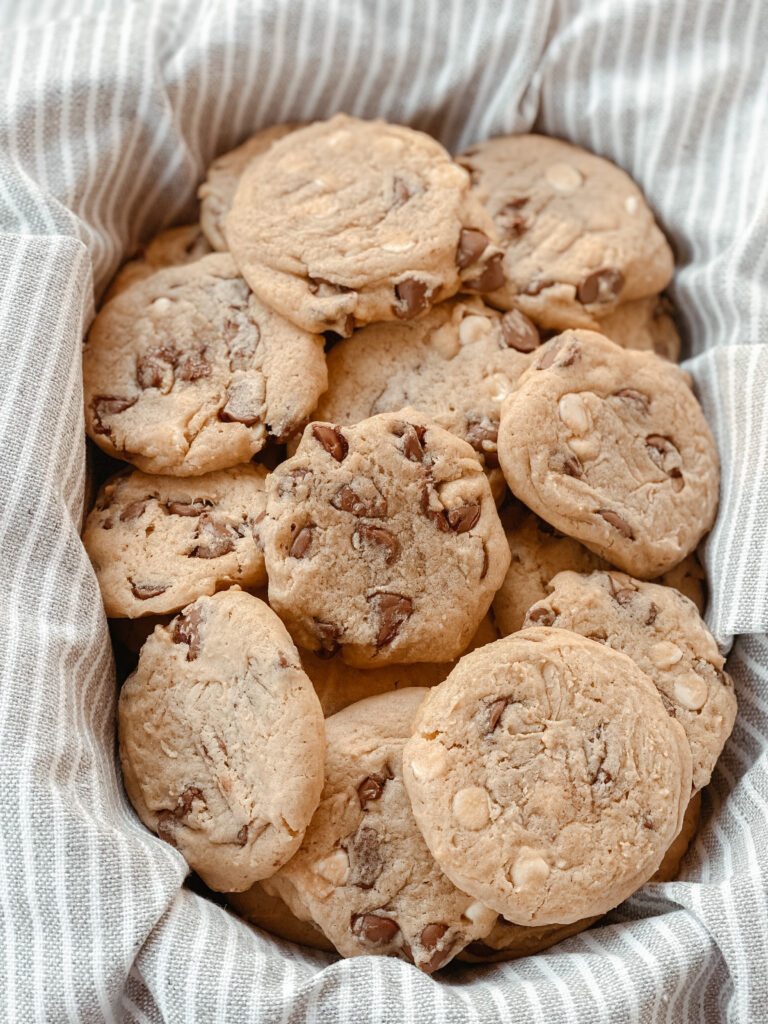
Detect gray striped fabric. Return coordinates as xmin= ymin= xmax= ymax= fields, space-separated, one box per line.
xmin=0 ymin=0 xmax=766 ymax=1020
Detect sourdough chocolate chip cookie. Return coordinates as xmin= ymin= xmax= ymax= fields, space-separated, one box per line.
xmin=597 ymin=295 xmax=681 ymax=362
xmin=308 ymin=297 xmax=540 ymax=486
xmin=263 ymin=409 xmax=510 ymax=667
xmin=226 ymin=114 xmax=504 ymax=336
xmin=264 ymin=689 xmax=498 ymax=971
xmin=493 ymin=502 xmax=706 ymax=635
xmin=102 ymin=224 xmax=212 ymax=304
xmin=523 ymin=571 xmax=736 ymax=792
xmin=458 ymin=134 xmax=674 ymax=331
xmin=497 ymin=331 xmax=719 ymax=577
xmin=226 ymin=882 xmax=335 ymax=952
xmin=84 ymin=253 xmax=327 ymax=475
xmin=118 ymin=589 xmax=325 ymax=892
xmin=301 ymin=614 xmax=499 ymax=717
xmin=83 ymin=464 xmax=268 ymax=617
xmin=198 ymin=124 xmax=299 ymax=251
xmin=403 ymin=627 xmax=692 ymax=925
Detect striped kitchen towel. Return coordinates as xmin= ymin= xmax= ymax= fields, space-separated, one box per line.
xmin=0 ymin=0 xmax=766 ymax=1021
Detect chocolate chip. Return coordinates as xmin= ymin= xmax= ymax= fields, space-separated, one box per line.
xmin=420 ymin=485 xmax=450 ymax=532
xmin=465 ymin=416 xmax=498 ymax=461
xmin=314 ymin=619 xmax=342 ymax=656
xmin=538 ymin=340 xmax=563 ymax=369
xmin=167 ymin=499 xmax=212 ymax=517
xmin=419 ymin=924 xmax=452 ymax=973
xmin=615 ymin=388 xmax=650 ymax=412
xmin=351 ymin=913 xmax=400 ymax=945
xmin=190 ymin=514 xmax=236 ymax=558
xmin=597 ymin=509 xmax=634 ymax=539
xmin=446 ymin=503 xmax=481 ymax=534
xmin=646 ymin=602 xmax=659 ymax=626
xmin=358 ymin=773 xmax=387 ymax=807
xmin=400 ymin=422 xmax=427 ymax=463
xmin=613 ymin=587 xmax=636 ymax=607
xmin=136 ymin=347 xmax=177 ymax=390
xmin=393 ymin=279 xmax=431 ymax=320
xmin=392 ymin=176 xmax=411 ymax=208
xmin=119 ymin=500 xmax=147 ymax=522
xmin=130 ymin=581 xmax=168 ymax=600
xmin=237 ymin=825 xmax=248 ymax=846
xmin=290 ymin=524 xmax=316 ymax=559
xmin=176 ymin=786 xmax=203 ymax=817
xmin=538 ymin=338 xmax=579 ymax=370
xmin=643 ymin=817 xmax=654 ymax=830
xmin=220 ymin=380 xmax=264 ymax=426
xmin=155 ymin=811 xmax=177 ymax=846
xmin=227 ymin=319 xmax=261 ymax=371
xmin=486 ymin=698 xmax=507 ymax=733
xmin=177 ymin=354 xmax=211 ymax=381
xmin=500 ymin=310 xmax=540 ymax=352
xmin=526 ymin=606 xmax=556 ymax=627
xmin=347 ymin=826 xmax=383 ymax=889
xmin=463 ymin=253 xmax=505 ymax=292
xmin=577 ymin=268 xmax=624 ymax=305
xmin=91 ymin=395 xmax=138 ymax=434
xmin=456 ymin=228 xmax=489 ymax=270
xmin=646 ymin=435 xmax=682 ymax=478
xmin=312 ymin=424 xmax=348 ymax=462
xmin=331 ymin=483 xmax=388 ymax=518
xmin=369 ymin=593 xmax=413 ymax=648
xmin=549 ymin=449 xmax=583 ymax=478
xmin=354 ymin=525 xmax=399 ymax=564
xmin=173 ymin=605 xmax=204 ymax=660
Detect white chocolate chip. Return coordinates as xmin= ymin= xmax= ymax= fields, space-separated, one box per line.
xmin=409 ymin=743 xmax=449 ymax=781
xmin=459 ymin=315 xmax=493 ymax=346
xmin=649 ymin=640 xmax=684 ymax=668
xmin=511 ymin=848 xmax=551 ymax=889
xmin=487 ymin=372 xmax=514 ymax=402
xmin=545 ymin=162 xmax=583 ymax=191
xmin=673 ymin=672 xmax=708 ymax=711
xmin=624 ymin=195 xmax=639 ymax=215
xmin=314 ymin=848 xmax=350 ymax=886
xmin=569 ymin=436 xmax=600 ymax=460
xmin=382 ymin=235 xmax=416 ymax=253
xmin=452 ymin=786 xmax=490 ymax=830
xmin=558 ymin=393 xmax=591 ymax=435
xmin=462 ymin=901 xmax=495 ymax=927
xmin=151 ymin=297 xmax=173 ymax=314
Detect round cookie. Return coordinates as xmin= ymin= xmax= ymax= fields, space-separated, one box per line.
xmin=597 ymin=295 xmax=680 ymax=362
xmin=102 ymin=224 xmax=212 ymax=304
xmin=457 ymin=134 xmax=674 ymax=331
xmin=403 ymin=627 xmax=693 ymax=925
xmin=84 ymin=253 xmax=327 ymax=475
xmin=492 ymin=502 xmax=706 ymax=636
xmin=522 ymin=571 xmax=736 ymax=792
xmin=457 ymin=916 xmax=599 ymax=964
xmin=302 ymin=614 xmax=499 ymax=717
xmin=198 ymin=123 xmax=299 ymax=251
xmin=263 ymin=409 xmax=510 ymax=667
xmin=307 ymin=297 xmax=541 ymax=486
xmin=83 ymin=464 xmax=268 ymax=617
xmin=497 ymin=331 xmax=719 ymax=578
xmin=651 ymin=790 xmax=701 ymax=883
xmin=118 ymin=589 xmax=325 ymax=892
xmin=226 ymin=114 xmax=505 ymax=337
xmin=226 ymin=882 xmax=335 ymax=952
xmin=265 ymin=689 xmax=498 ymax=971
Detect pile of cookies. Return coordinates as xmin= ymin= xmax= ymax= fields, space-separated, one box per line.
xmin=82 ymin=114 xmax=737 ymax=972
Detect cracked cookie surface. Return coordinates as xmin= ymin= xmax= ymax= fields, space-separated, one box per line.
xmin=263 ymin=408 xmax=510 ymax=667
xmin=458 ymin=134 xmax=674 ymax=331
xmin=497 ymin=331 xmax=719 ymax=578
xmin=403 ymin=627 xmax=692 ymax=925
xmin=83 ymin=464 xmax=268 ymax=617
xmin=226 ymin=114 xmax=504 ymax=336
xmin=523 ymin=571 xmax=736 ymax=792
xmin=84 ymin=253 xmax=327 ymax=475
xmin=263 ymin=688 xmax=497 ymax=971
xmin=118 ymin=589 xmax=325 ymax=892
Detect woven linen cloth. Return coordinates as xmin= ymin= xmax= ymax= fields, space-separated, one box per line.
xmin=1 ymin=0 xmax=767 ymax=1020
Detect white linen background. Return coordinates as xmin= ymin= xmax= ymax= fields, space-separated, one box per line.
xmin=1 ymin=0 xmax=767 ymax=1020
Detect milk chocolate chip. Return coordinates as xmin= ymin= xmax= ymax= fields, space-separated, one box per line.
xmin=354 ymin=525 xmax=399 ymax=564
xmin=351 ymin=913 xmax=400 ymax=945
xmin=312 ymin=424 xmax=348 ymax=462
xmin=173 ymin=605 xmax=204 ymax=660
xmin=289 ymin=524 xmax=316 ymax=559
xmin=91 ymin=395 xmax=138 ymax=434
xmin=369 ymin=593 xmax=413 ymax=648
xmin=500 ymin=310 xmax=540 ymax=352
xmin=456 ymin=228 xmax=490 ymax=270
xmin=463 ymin=253 xmax=505 ymax=292
xmin=190 ymin=514 xmax=235 ymax=558
xmin=393 ymin=279 xmax=431 ymax=320
xmin=597 ymin=509 xmax=634 ymax=539
xmin=130 ymin=581 xmax=168 ymax=600
xmin=577 ymin=268 xmax=624 ymax=305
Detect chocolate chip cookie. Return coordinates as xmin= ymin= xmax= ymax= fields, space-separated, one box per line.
xmin=497 ymin=331 xmax=719 ymax=578
xmin=457 ymin=916 xmax=599 ymax=964
xmin=226 ymin=114 xmax=504 ymax=336
xmin=597 ymin=295 xmax=681 ymax=362
xmin=493 ymin=501 xmax=706 ymax=636
xmin=403 ymin=627 xmax=692 ymax=925
xmin=226 ymin=882 xmax=335 ymax=952
xmin=523 ymin=571 xmax=736 ymax=792
xmin=83 ymin=464 xmax=268 ymax=617
xmin=198 ymin=124 xmax=299 ymax=251
xmin=84 ymin=253 xmax=327 ymax=475
xmin=264 ymin=689 xmax=498 ymax=971
xmin=263 ymin=409 xmax=510 ymax=667
xmin=102 ymin=224 xmax=212 ymax=304
xmin=458 ymin=134 xmax=674 ymax=331
xmin=651 ymin=790 xmax=701 ymax=883
xmin=118 ymin=589 xmax=325 ymax=891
